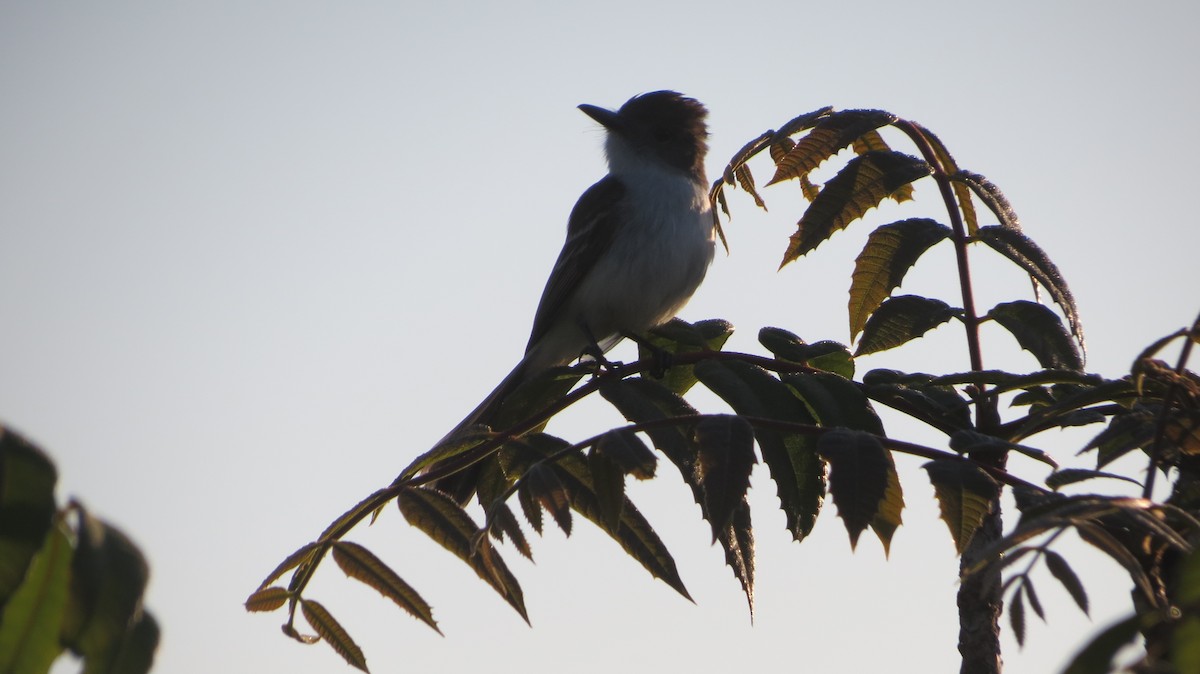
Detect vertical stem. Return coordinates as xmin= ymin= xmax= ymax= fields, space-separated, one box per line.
xmin=895 ymin=119 xmax=1003 ymax=674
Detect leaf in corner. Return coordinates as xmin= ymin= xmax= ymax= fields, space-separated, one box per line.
xmin=0 ymin=523 xmax=71 ymax=674
xmin=849 ymin=218 xmax=952 ymax=340
xmin=300 ymin=599 xmax=369 ymax=672
xmin=855 ymin=295 xmax=960 ymax=356
xmin=817 ymin=429 xmax=889 ymax=550
xmin=922 ymin=459 xmax=1000 ymax=554
xmin=332 ymin=542 xmax=441 ymax=634
xmin=986 ymin=300 xmax=1083 ymax=371
xmin=780 ymin=151 xmax=931 ymax=267
xmin=1061 ymin=615 xmax=1141 ymax=674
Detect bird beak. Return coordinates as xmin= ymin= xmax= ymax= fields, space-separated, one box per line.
xmin=578 ymin=103 xmax=623 ymax=132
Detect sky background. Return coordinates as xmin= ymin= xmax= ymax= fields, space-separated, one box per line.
xmin=2 ymin=1 xmax=1198 ymax=672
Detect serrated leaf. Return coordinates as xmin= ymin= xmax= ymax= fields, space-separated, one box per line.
xmin=397 ymin=486 xmax=528 ymax=622
xmin=1043 ymin=549 xmax=1089 ymax=615
xmin=864 ymin=377 xmax=972 ymax=434
xmin=518 ymin=435 xmax=692 ymax=600
xmin=717 ymin=498 xmax=755 ymax=616
xmin=694 ymin=359 xmax=825 ymax=541
xmin=332 ymin=542 xmax=440 ymax=634
xmin=244 ymin=586 xmax=291 ymax=613
xmin=855 ymin=295 xmax=959 ymax=356
xmin=780 ymin=151 xmax=931 ymax=267
xmin=1009 ymin=586 xmax=1027 ymax=646
xmin=693 ymin=416 xmax=757 ymax=543
xmin=300 ymin=599 xmax=368 ymax=672
xmin=599 ymin=377 xmax=698 ymax=466
xmin=817 ymin=429 xmax=889 ymax=550
xmin=489 ymin=503 xmax=533 ymax=560
xmin=1023 ymin=576 xmax=1046 ymax=621
xmin=784 ymin=372 xmax=885 ymax=435
xmin=0 ymin=523 xmax=70 ymax=674
xmin=399 ymin=427 xmax=493 ymax=481
xmin=587 ymin=449 xmax=625 ymax=533
xmin=976 ymin=225 xmax=1084 ymax=352
xmin=721 ymin=131 xmax=774 ymax=186
xmin=922 ymin=459 xmax=1000 ymax=554
xmin=953 ymin=170 xmax=1020 ymax=232
xmin=849 ymin=218 xmax=952 ymax=340
xmin=869 ymin=452 xmax=904 ymax=556
xmin=593 ymin=429 xmax=656 ymax=480
xmin=987 ymin=300 xmax=1084 ymax=371
xmin=522 ymin=464 xmax=572 ymax=536
xmin=734 ymin=164 xmax=766 ymax=210
xmin=768 ymin=109 xmax=899 ymax=185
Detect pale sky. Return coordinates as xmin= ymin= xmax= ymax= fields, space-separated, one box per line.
xmin=2 ymin=2 xmax=1198 ymax=673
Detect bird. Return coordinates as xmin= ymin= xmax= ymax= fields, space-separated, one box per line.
xmin=433 ymin=91 xmax=715 ymax=500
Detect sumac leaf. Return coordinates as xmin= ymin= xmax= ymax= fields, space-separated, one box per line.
xmin=244 ymin=586 xmax=291 ymax=613
xmin=817 ymin=429 xmax=889 ymax=550
xmin=976 ymin=225 xmax=1083 ymax=350
xmin=849 ymin=219 xmax=951 ymax=340
xmin=780 ymin=151 xmax=931 ymax=266
xmin=300 ymin=599 xmax=368 ymax=672
xmin=855 ymin=295 xmax=959 ymax=356
xmin=332 ymin=542 xmax=441 ymax=634
xmin=693 ymin=415 xmax=757 ymax=543
xmin=1043 ymin=549 xmax=1089 ymax=615
xmin=768 ymin=109 xmax=899 ymax=185
xmin=923 ymin=459 xmax=1000 ymax=554
xmin=987 ymin=300 xmax=1083 ymax=371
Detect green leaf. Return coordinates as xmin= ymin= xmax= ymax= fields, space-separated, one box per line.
xmin=975 ymin=225 xmax=1084 ymax=351
xmin=641 ymin=318 xmax=735 ymax=396
xmin=300 ymin=599 xmax=368 ymax=673
xmin=398 ymin=428 xmax=493 ymax=481
xmin=817 ymin=429 xmax=889 ymax=550
xmin=922 ymin=459 xmax=999 ymax=554
xmin=768 ymin=109 xmax=899 ymax=185
xmin=0 ymin=428 xmax=59 ymax=606
xmin=693 ymin=360 xmax=825 ymax=541
xmin=396 ymin=486 xmax=528 ymax=622
xmin=855 ymin=295 xmax=960 ymax=356
xmin=1043 ymin=550 xmax=1089 ymax=615
xmin=756 ymin=329 xmax=854 ymax=378
xmin=1060 ymin=615 xmax=1140 ymax=674
xmin=987 ymin=300 xmax=1084 ymax=371
xmin=0 ymin=523 xmax=71 ymax=674
xmin=849 ymin=219 xmax=951 ymax=340
xmin=781 ymin=151 xmax=932 ymax=266
xmin=331 ymin=542 xmax=441 ymax=634
xmin=692 ymin=416 xmax=757 ymax=544
xmin=64 ymin=510 xmax=151 ymax=668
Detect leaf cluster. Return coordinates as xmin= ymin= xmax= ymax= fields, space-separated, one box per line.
xmin=0 ymin=427 xmax=159 ymax=674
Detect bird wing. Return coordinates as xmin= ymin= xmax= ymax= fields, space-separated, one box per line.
xmin=525 ymin=175 xmax=626 ymax=352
